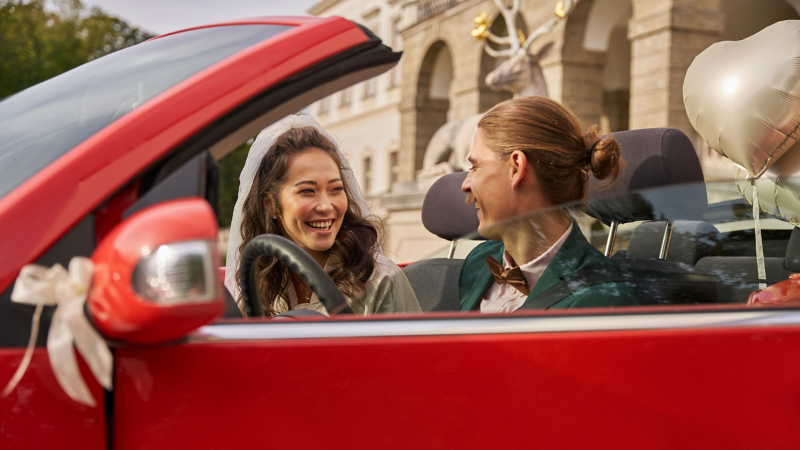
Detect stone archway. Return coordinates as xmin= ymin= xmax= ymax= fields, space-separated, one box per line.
xmin=413 ymin=41 xmax=454 ymax=173
xmin=559 ymin=0 xmax=607 ymax=129
xmin=574 ymin=0 xmax=633 ymax=134
xmin=583 ymin=0 xmax=632 ymax=52
xmin=598 ymin=4 xmax=632 ymax=133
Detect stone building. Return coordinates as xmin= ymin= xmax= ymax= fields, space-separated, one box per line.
xmin=309 ymin=0 xmax=408 ymax=259
xmin=310 ymin=0 xmax=800 ymax=262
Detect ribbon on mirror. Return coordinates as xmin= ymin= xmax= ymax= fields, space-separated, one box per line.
xmin=1 ymin=257 xmax=112 ymax=407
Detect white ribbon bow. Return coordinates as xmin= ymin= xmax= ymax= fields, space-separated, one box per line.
xmin=2 ymin=257 xmax=113 ymax=407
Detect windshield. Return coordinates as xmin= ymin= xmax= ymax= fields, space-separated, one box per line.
xmin=0 ymin=24 xmax=291 ymax=200
xmin=376 ymin=177 xmax=800 ymax=314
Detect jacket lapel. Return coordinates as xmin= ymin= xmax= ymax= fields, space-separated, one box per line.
xmin=524 ymin=222 xmax=588 ymax=304
xmin=461 ymin=245 xmax=504 ymax=311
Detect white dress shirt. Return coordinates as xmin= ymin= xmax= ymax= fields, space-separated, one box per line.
xmin=480 ymin=223 xmax=573 ymax=313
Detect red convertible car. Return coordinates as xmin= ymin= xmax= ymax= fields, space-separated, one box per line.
xmin=2 ymin=15 xmax=800 ymax=450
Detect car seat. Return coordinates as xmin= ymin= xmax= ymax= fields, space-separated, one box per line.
xmin=586 ymin=128 xmax=718 ymax=305
xmin=694 ymin=227 xmax=800 ymax=303
xmin=622 ymin=220 xmax=721 ymax=304
xmin=402 ymin=171 xmax=478 ymax=311
xmin=626 ymin=220 xmax=721 ymax=265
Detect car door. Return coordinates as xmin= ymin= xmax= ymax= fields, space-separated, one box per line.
xmin=113 ymin=304 xmax=800 ymax=448
xmin=0 ymin=17 xmax=399 ymax=448
xmin=112 ymin=181 xmax=800 ymax=449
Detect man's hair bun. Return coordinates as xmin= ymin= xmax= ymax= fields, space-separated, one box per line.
xmin=583 ymin=125 xmax=623 ymax=184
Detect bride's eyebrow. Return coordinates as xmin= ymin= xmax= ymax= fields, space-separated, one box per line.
xmin=294 ymin=178 xmax=342 ymax=187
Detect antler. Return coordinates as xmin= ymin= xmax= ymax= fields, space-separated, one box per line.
xmin=472 ymin=0 xmax=522 ymax=58
xmin=475 ymin=0 xmax=580 ymax=58
xmin=521 ymin=0 xmax=580 ymax=50
xmin=493 ymin=0 xmax=521 ymax=53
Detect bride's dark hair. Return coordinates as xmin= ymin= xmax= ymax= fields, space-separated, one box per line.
xmin=236 ymin=126 xmax=381 ymax=316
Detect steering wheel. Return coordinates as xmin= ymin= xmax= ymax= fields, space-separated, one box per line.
xmin=238 ymin=234 xmax=347 ymax=317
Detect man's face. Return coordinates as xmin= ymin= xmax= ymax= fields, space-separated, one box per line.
xmin=462 ymin=129 xmax=515 ymax=239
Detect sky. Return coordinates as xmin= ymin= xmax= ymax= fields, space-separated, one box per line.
xmin=81 ymin=0 xmax=320 ymax=35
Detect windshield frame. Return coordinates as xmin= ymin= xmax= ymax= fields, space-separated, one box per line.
xmin=0 ymin=23 xmax=301 ymax=201
xmin=0 ymin=16 xmax=373 ymax=294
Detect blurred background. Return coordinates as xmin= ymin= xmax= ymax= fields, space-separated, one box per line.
xmin=3 ymin=0 xmax=799 ymax=263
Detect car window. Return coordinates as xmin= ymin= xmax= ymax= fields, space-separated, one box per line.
xmin=0 ymin=24 xmax=292 ymax=200
xmin=374 ymin=177 xmax=800 ymax=314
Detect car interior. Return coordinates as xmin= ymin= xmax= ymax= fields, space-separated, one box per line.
xmin=11 ymin=19 xmax=794 ymax=327
xmin=7 ymin=98 xmax=795 ymax=326
xmin=32 ymin=121 xmax=794 ymax=321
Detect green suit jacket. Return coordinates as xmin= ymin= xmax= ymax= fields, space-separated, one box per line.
xmin=459 ymin=223 xmax=639 ymax=311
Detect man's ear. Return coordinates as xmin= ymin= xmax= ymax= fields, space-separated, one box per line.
xmin=509 ymin=150 xmax=529 ymax=189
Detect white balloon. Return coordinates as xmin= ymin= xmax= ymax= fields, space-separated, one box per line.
xmin=684 ymin=20 xmax=800 ymax=178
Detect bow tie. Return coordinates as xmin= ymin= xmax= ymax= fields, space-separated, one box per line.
xmin=485 ymin=256 xmax=530 ymax=296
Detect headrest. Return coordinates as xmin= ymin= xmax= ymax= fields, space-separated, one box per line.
xmin=627 ymin=220 xmax=719 ymax=265
xmin=785 ymin=227 xmax=800 ymax=272
xmin=421 ymin=171 xmax=481 ymax=241
xmin=586 ymin=128 xmax=708 ymax=225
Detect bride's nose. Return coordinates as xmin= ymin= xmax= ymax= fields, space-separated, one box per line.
xmin=315 ymin=193 xmax=334 ymax=214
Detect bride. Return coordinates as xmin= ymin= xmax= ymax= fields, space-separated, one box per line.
xmin=224 ymin=115 xmax=421 ymax=317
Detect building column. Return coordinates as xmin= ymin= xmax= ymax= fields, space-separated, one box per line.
xmin=398 ymin=100 xmax=418 ymax=183
xmin=628 ymin=0 xmax=724 ymax=142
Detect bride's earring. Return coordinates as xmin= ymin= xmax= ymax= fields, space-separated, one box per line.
xmin=270 ymin=210 xmax=281 ymax=227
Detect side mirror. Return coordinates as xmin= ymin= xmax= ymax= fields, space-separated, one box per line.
xmin=87 ymin=198 xmax=225 ymax=344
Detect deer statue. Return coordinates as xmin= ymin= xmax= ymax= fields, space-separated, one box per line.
xmin=419 ymin=0 xmax=580 ymax=182
xmin=482 ymin=0 xmax=580 ymax=98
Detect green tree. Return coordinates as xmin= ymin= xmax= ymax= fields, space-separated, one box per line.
xmin=217 ymin=142 xmax=252 ymax=228
xmin=0 ymin=0 xmax=244 ymax=228
xmin=0 ymin=0 xmax=153 ymax=99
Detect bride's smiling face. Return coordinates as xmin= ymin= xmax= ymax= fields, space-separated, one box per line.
xmin=276 ymin=147 xmax=348 ymax=258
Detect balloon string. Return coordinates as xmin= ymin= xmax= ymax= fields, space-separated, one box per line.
xmin=752 ymin=180 xmax=767 ymax=290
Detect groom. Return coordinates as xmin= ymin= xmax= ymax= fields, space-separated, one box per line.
xmin=457 ymin=102 xmax=638 ymax=313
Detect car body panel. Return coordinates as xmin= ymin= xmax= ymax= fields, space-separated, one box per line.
xmin=0 ymin=16 xmax=367 ymax=293
xmin=0 ymin=349 xmax=106 ymax=449
xmin=113 ymin=317 xmax=800 ymax=449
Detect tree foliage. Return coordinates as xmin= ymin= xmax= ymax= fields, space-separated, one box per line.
xmin=0 ymin=0 xmax=245 ymax=228
xmin=0 ymin=0 xmax=154 ymax=99
xmin=217 ymin=141 xmax=252 ymax=228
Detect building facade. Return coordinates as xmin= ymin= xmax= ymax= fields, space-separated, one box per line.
xmin=310 ymin=0 xmax=800 ymax=262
